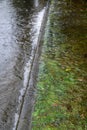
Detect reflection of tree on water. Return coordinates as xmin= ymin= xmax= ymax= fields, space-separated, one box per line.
xmin=34 ymin=0 xmax=47 ymax=7
xmin=11 ymin=1 xmax=49 ymax=130
xmin=11 ymin=0 xmax=47 ymax=65
xmin=12 ymin=0 xmax=47 ymax=53
xmin=11 ymin=0 xmax=34 ymax=80
xmin=12 ymin=0 xmax=47 ymax=43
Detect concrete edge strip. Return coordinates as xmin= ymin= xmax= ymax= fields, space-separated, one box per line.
xmin=13 ymin=1 xmax=50 ymax=130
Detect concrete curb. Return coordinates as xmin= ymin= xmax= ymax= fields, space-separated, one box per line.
xmin=15 ymin=2 xmax=50 ymax=130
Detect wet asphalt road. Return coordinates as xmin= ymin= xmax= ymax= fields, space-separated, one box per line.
xmin=0 ymin=0 xmax=47 ymax=129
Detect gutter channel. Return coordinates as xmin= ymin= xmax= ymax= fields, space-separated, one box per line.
xmin=12 ymin=1 xmax=50 ymax=130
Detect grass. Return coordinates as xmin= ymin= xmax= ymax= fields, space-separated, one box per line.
xmin=32 ymin=0 xmax=87 ymax=129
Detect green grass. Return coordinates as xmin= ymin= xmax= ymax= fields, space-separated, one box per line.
xmin=32 ymin=0 xmax=87 ymax=129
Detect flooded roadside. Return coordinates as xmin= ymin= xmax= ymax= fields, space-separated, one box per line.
xmin=32 ymin=0 xmax=87 ymax=129
xmin=0 ymin=0 xmax=48 ymax=129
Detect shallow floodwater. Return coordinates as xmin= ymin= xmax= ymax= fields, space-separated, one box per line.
xmin=0 ymin=0 xmax=47 ymax=129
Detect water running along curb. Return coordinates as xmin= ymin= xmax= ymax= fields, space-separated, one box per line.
xmin=13 ymin=1 xmax=50 ymax=130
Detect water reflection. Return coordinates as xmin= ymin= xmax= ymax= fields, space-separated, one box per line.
xmin=34 ymin=0 xmax=39 ymax=7
xmin=12 ymin=0 xmax=47 ymax=59
xmin=11 ymin=0 xmax=48 ymax=130
xmin=0 ymin=0 xmax=18 ymax=73
xmin=0 ymin=0 xmax=47 ymax=129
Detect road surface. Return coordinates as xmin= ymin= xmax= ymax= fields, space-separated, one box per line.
xmin=0 ymin=0 xmax=48 ymax=129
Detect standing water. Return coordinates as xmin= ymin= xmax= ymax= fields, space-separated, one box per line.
xmin=0 ymin=0 xmax=48 ymax=130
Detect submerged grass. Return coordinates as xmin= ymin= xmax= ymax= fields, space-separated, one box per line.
xmin=32 ymin=0 xmax=87 ymax=129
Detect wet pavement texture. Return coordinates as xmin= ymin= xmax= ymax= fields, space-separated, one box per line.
xmin=0 ymin=0 xmax=48 ymax=129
